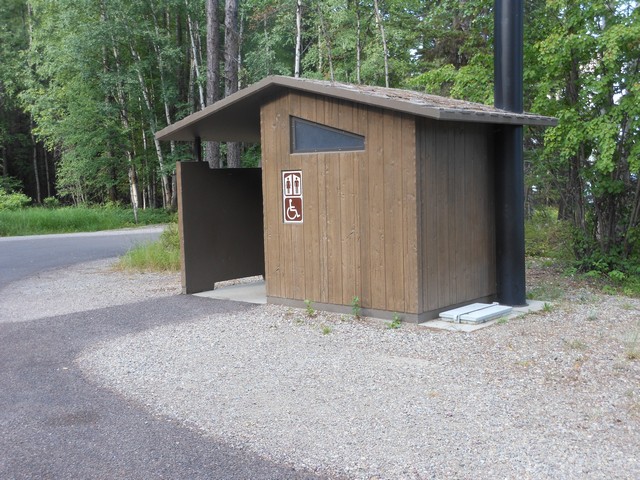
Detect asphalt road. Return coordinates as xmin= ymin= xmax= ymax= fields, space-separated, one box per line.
xmin=0 ymin=227 xmax=164 ymax=289
xmin=0 ymin=231 xmax=328 ymax=479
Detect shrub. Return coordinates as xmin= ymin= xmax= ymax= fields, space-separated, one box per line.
xmin=42 ymin=197 xmax=60 ymax=208
xmin=524 ymin=208 xmax=572 ymax=259
xmin=0 ymin=188 xmax=31 ymax=210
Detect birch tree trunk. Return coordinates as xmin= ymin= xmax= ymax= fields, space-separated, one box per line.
xmin=43 ymin=148 xmax=51 ymax=198
xmin=205 ymin=0 xmax=221 ymax=168
xmin=102 ymin=4 xmax=139 ymax=221
xmin=25 ymin=6 xmax=41 ymax=204
xmin=372 ymin=0 xmax=389 ymax=87
xmin=130 ymin=44 xmax=172 ymax=208
xmin=354 ymin=0 xmax=362 ymax=84
xmin=186 ymin=0 xmax=206 ymax=110
xmin=149 ymin=3 xmax=176 ymax=158
xmin=224 ymin=0 xmax=241 ymax=168
xmin=316 ymin=3 xmax=334 ymax=81
xmin=29 ymin=124 xmax=41 ymax=204
xmin=294 ymin=0 xmax=302 ymax=78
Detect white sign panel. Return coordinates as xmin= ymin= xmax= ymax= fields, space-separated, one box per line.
xmin=282 ymin=170 xmax=303 ymax=224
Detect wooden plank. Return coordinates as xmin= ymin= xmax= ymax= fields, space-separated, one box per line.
xmin=401 ymin=115 xmax=419 ymax=313
xmin=278 ymin=94 xmax=293 ymax=300
xmin=447 ymin=123 xmax=459 ymax=304
xmin=454 ymin=123 xmax=469 ymax=302
xmin=486 ymin=127 xmax=497 ymax=294
xmin=296 ymin=93 xmax=321 ymax=303
xmin=435 ymin=123 xmax=450 ymax=308
xmin=288 ymin=94 xmax=305 ymax=301
xmin=338 ymin=101 xmax=357 ymax=305
xmin=421 ymin=120 xmax=439 ymax=311
xmin=383 ymin=111 xmax=404 ymax=313
xmin=368 ymin=107 xmax=386 ymax=310
xmin=357 ymin=105 xmax=371 ymax=309
xmin=470 ymin=125 xmax=482 ymax=298
xmin=316 ymin=100 xmax=329 ymax=303
xmin=324 ymin=98 xmax=343 ymax=304
xmin=260 ymin=99 xmax=281 ymax=297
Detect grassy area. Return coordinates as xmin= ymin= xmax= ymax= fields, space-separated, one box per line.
xmin=0 ymin=206 xmax=173 ymax=237
xmin=525 ymin=208 xmax=640 ymax=298
xmin=117 ymin=223 xmax=181 ymax=272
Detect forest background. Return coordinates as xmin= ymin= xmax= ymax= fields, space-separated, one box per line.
xmin=0 ymin=0 xmax=639 ymax=286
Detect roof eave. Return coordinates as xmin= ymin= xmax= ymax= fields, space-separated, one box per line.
xmin=155 ymin=75 xmax=557 ymax=142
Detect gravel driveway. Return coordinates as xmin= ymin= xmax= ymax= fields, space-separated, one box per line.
xmin=7 ymin=259 xmax=640 ymax=479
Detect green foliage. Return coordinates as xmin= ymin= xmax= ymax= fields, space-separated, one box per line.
xmin=524 ymin=208 xmax=572 ymax=260
xmin=304 ymin=299 xmax=316 ymax=318
xmin=42 ymin=196 xmax=60 ymax=208
xmin=351 ymin=296 xmax=361 ymax=319
xmin=0 ymin=176 xmax=23 ymax=193
xmin=118 ymin=223 xmax=180 ymax=272
xmin=388 ymin=313 xmax=402 ymax=329
xmin=0 ymin=188 xmax=31 ymax=210
xmin=241 ymin=144 xmax=262 ymax=168
xmin=0 ymin=206 xmax=172 ymax=236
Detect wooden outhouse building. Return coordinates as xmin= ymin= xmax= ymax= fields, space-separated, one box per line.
xmin=156 ymin=76 xmax=555 ymax=322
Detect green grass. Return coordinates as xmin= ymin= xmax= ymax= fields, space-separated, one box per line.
xmin=117 ymin=223 xmax=181 ymax=272
xmin=524 ymin=208 xmax=573 ymax=260
xmin=0 ymin=206 xmax=173 ymax=237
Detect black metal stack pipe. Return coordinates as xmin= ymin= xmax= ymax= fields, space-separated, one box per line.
xmin=494 ymin=0 xmax=526 ymax=306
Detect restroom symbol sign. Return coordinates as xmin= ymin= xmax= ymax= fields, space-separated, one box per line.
xmin=282 ymin=170 xmax=303 ymax=224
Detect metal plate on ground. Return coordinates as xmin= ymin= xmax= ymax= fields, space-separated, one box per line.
xmin=439 ymin=303 xmax=492 ymax=321
xmin=460 ymin=305 xmax=512 ymax=324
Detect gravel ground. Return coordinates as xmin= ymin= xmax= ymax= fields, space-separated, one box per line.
xmin=7 ymin=258 xmax=637 ymax=478
xmin=0 ymin=259 xmax=180 ymax=323
xmin=69 ymin=261 xmax=640 ymax=479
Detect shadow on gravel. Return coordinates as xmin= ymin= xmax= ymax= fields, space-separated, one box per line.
xmin=0 ymin=295 xmax=330 ymax=480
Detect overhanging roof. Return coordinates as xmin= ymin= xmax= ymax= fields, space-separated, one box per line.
xmin=155 ymin=75 xmax=557 ymax=143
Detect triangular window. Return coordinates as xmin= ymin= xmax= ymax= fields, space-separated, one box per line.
xmin=290 ymin=116 xmax=365 ymax=153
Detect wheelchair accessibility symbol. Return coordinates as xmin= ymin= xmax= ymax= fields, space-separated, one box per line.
xmin=282 ymin=171 xmax=303 ymax=224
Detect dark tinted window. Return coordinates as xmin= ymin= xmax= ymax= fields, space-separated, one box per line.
xmin=291 ymin=116 xmax=365 ymax=153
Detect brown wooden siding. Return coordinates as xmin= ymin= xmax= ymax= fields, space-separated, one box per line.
xmin=417 ymin=118 xmax=496 ymax=311
xmin=261 ymin=91 xmax=419 ymax=313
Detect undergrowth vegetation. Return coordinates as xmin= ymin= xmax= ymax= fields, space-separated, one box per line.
xmin=0 ymin=205 xmax=173 ymax=237
xmin=117 ymin=222 xmax=180 ymax=272
xmin=525 ymin=208 xmax=640 ymax=298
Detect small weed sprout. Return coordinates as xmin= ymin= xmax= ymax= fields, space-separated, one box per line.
xmin=542 ymin=302 xmax=553 ymax=313
xmin=496 ymin=316 xmax=509 ymax=325
xmin=625 ymin=322 xmax=640 ymax=361
xmin=388 ymin=313 xmax=402 ymax=329
xmin=321 ymin=325 xmax=332 ymax=335
xmin=304 ymin=299 xmax=316 ymax=317
xmin=565 ymin=339 xmax=588 ymax=351
xmin=351 ymin=296 xmax=361 ymax=319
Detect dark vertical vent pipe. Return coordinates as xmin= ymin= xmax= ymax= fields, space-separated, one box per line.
xmin=194 ymin=136 xmax=202 ymax=162
xmin=494 ymin=0 xmax=526 ymax=306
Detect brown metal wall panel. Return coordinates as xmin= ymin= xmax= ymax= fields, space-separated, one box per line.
xmin=177 ymin=162 xmax=264 ymax=294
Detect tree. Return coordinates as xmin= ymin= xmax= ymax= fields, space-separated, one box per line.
xmin=532 ymin=1 xmax=640 ymax=265
xmin=205 ymin=0 xmax=222 ymax=168
xmin=225 ymin=0 xmax=241 ymax=167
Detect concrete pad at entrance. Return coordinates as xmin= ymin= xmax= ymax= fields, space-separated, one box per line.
xmin=193 ymin=280 xmax=267 ymax=304
xmin=419 ymin=300 xmax=549 ymax=332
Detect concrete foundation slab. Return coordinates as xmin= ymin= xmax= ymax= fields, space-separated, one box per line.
xmin=193 ymin=280 xmax=267 ymax=304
